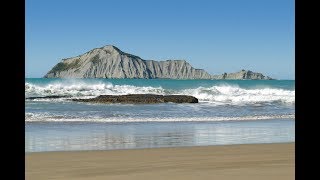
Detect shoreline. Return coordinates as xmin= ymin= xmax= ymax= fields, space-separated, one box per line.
xmin=26 ymin=143 xmax=294 ymax=180
xmin=25 ymin=141 xmax=294 ymax=154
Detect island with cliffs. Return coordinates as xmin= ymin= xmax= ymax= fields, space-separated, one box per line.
xmin=44 ymin=45 xmax=273 ymax=80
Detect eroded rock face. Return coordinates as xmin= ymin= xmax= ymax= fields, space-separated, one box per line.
xmin=72 ymin=94 xmax=199 ymax=104
xmin=44 ymin=45 xmax=212 ymax=79
xmin=44 ymin=45 xmax=273 ymax=80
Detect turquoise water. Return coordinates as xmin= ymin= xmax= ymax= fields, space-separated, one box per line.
xmin=26 ymin=78 xmax=294 ymax=91
xmin=25 ymin=78 xmax=294 ymax=152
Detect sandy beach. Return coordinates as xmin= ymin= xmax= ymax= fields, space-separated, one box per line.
xmin=26 ymin=143 xmax=294 ymax=180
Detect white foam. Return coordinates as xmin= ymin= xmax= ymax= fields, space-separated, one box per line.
xmin=25 ymin=114 xmax=295 ymax=122
xmin=25 ymin=81 xmax=295 ymax=105
xmin=180 ymin=85 xmax=295 ymax=105
xmin=25 ymin=81 xmax=165 ymax=98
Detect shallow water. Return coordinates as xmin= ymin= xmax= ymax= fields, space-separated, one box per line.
xmin=25 ymin=79 xmax=295 ymax=152
xmin=26 ymin=119 xmax=294 ymax=152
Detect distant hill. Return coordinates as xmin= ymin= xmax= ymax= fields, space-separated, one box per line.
xmin=44 ymin=45 xmax=273 ymax=80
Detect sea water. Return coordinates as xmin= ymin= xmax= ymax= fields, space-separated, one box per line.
xmin=25 ymin=78 xmax=295 ymax=152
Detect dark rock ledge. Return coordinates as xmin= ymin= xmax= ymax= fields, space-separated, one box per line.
xmin=72 ymin=94 xmax=198 ymax=104
xmin=26 ymin=95 xmax=72 ymax=100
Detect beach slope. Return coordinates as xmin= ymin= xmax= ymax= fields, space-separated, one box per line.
xmin=26 ymin=143 xmax=294 ymax=180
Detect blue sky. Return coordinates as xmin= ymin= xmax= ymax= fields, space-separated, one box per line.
xmin=26 ymin=0 xmax=294 ymax=79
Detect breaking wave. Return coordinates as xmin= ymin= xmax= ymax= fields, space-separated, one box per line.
xmin=25 ymin=81 xmax=294 ymax=105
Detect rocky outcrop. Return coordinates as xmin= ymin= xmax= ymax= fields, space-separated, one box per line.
xmin=211 ymin=70 xmax=273 ymax=80
xmin=44 ymin=45 xmax=211 ymax=79
xmin=26 ymin=95 xmax=72 ymax=100
xmin=72 ymin=94 xmax=198 ymax=104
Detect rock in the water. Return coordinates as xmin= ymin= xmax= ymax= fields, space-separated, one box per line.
xmin=26 ymin=95 xmax=72 ymax=100
xmin=211 ymin=69 xmax=273 ymax=80
xmin=72 ymin=94 xmax=198 ymax=104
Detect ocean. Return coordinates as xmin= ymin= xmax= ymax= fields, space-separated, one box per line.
xmin=25 ymin=78 xmax=295 ymax=152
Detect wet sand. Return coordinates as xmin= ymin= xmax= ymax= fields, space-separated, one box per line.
xmin=26 ymin=143 xmax=294 ymax=180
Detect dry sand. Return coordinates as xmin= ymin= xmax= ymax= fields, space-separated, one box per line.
xmin=26 ymin=143 xmax=294 ymax=180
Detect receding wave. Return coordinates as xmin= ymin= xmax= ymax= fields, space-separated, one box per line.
xmin=25 ymin=113 xmax=294 ymax=122
xmin=25 ymin=81 xmax=294 ymax=105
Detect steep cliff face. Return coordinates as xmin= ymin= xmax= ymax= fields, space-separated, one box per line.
xmin=44 ymin=45 xmax=212 ymax=79
xmin=211 ymin=70 xmax=273 ymax=80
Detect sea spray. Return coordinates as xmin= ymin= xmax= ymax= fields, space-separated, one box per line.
xmin=26 ymin=80 xmax=294 ymax=105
